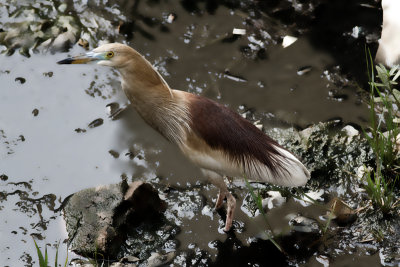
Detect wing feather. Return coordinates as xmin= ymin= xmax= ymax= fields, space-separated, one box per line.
xmin=187 ymin=94 xmax=309 ymax=186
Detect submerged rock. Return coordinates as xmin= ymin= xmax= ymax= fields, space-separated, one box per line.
xmin=280 ymin=215 xmax=321 ymax=257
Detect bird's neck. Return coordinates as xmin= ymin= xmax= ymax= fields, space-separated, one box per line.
xmin=118 ymin=55 xmax=189 ymax=144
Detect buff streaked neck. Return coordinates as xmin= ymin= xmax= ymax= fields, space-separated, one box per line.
xmin=116 ymin=49 xmax=189 ymax=144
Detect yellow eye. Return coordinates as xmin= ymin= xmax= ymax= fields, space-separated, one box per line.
xmin=106 ymin=51 xmax=114 ymax=59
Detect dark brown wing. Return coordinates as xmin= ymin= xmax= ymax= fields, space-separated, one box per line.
xmin=187 ymin=94 xmax=287 ymax=175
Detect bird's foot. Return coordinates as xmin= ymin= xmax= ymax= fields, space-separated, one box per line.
xmin=223 ymin=192 xmax=236 ymax=232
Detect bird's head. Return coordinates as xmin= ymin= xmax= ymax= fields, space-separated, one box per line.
xmin=57 ymin=43 xmax=135 ymax=68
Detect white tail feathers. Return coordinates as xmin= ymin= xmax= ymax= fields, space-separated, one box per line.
xmin=245 ymin=146 xmax=310 ymax=187
xmin=273 ymin=147 xmax=310 ymax=187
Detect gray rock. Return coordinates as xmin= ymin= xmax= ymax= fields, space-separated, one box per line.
xmin=266 ymin=121 xmax=374 ymax=187
xmin=146 ymin=251 xmax=175 ymax=267
xmin=63 ymin=181 xmax=166 ymax=259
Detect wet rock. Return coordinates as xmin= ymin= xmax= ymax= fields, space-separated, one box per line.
xmin=106 ymin=102 xmax=128 ymax=120
xmin=43 ymin=72 xmax=53 ymax=77
xmin=267 ymin=120 xmax=374 ymax=187
xmin=109 ymin=150 xmax=120 ymax=158
xmin=14 ymin=77 xmax=26 ymax=84
xmin=0 ymin=174 xmax=8 ymax=181
xmin=32 ymin=109 xmax=39 ymax=116
xmin=88 ymin=118 xmax=103 ymax=128
xmin=146 ymin=251 xmax=175 ymax=267
xmin=327 ymin=197 xmax=357 ymax=225
xmin=261 ymin=190 xmax=286 ymax=210
xmin=74 ymin=128 xmax=86 ymax=133
xmin=341 ymin=124 xmax=359 ymax=138
xmin=63 ymin=181 xmax=167 ymax=259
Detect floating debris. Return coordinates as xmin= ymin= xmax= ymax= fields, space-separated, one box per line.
xmin=15 ymin=77 xmax=26 ymax=84
xmin=74 ymin=128 xmax=86 ymax=133
xmin=43 ymin=72 xmax=53 ymax=77
xmin=232 ymin=28 xmax=246 ymax=35
xmin=282 ymin=35 xmax=297 ymax=48
xmin=297 ymin=66 xmax=312 ymax=76
xmin=167 ymin=13 xmax=176 ymax=23
xmin=224 ymin=70 xmax=247 ymax=82
xmin=108 ymin=150 xmax=120 ymax=159
xmin=88 ymin=118 xmax=104 ymax=128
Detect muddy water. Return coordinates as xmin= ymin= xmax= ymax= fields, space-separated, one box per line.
xmin=0 ymin=1 xmax=375 ymax=266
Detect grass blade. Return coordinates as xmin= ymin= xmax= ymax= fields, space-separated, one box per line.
xmin=33 ymin=239 xmax=47 ymax=267
xmin=243 ymin=176 xmax=283 ymax=253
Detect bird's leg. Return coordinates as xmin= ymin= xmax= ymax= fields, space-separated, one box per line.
xmin=215 ymin=189 xmax=226 ymax=210
xmin=224 ymin=192 xmax=236 ymax=232
xmin=202 ymin=169 xmax=236 ymax=231
xmin=215 ymin=176 xmax=233 ymax=209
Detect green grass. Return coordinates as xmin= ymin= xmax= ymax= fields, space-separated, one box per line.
xmin=243 ymin=176 xmax=283 ymax=253
xmin=363 ymin=49 xmax=400 ymax=214
xmin=33 ymin=239 xmax=68 ymax=267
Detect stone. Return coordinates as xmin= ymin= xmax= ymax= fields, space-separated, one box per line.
xmin=327 ymin=197 xmax=357 ymax=225
xmin=146 ymin=251 xmax=175 ymax=267
xmin=63 ymin=181 xmax=166 ymax=259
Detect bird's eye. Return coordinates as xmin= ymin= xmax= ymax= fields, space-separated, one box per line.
xmin=106 ymin=51 xmax=114 ymax=59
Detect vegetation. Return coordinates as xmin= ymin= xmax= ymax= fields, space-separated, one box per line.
xmin=243 ymin=177 xmax=283 ymax=252
xmin=33 ymin=239 xmax=68 ymax=267
xmin=364 ymin=52 xmax=400 ymax=214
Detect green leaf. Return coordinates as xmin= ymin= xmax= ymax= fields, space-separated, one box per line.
xmin=389 ymin=65 xmax=398 ymax=76
xmin=64 ymin=248 xmax=68 ymax=267
xmin=45 ymin=245 xmax=48 ymax=266
xmin=55 ymin=242 xmax=59 ymax=267
xmin=33 ymin=239 xmax=47 ymax=267
xmin=393 ymin=89 xmax=400 ymax=99
xmin=392 ymin=68 xmax=400 ymax=81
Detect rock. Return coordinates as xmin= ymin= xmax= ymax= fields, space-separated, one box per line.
xmin=146 ymin=251 xmax=175 ymax=267
xmin=267 ymin=121 xmax=374 ymax=187
xmin=63 ymin=181 xmax=167 ymax=259
xmin=88 ymin=118 xmax=104 ymax=128
xmin=15 ymin=77 xmax=26 ymax=84
xmin=327 ymin=197 xmax=357 ymax=225
xmin=341 ymin=125 xmax=359 ymax=137
xmin=261 ymin=191 xmax=286 ymax=210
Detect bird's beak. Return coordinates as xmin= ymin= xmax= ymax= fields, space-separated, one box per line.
xmin=57 ymin=51 xmax=102 ymax=64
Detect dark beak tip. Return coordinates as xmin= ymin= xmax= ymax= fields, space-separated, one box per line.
xmin=57 ymin=58 xmax=74 ymax=64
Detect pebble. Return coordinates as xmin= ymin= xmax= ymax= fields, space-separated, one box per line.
xmin=15 ymin=77 xmax=26 ymax=84
xmin=342 ymin=125 xmax=359 ymax=137
xmin=88 ymin=118 xmax=104 ymax=128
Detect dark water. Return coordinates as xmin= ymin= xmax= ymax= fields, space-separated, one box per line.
xmin=0 ymin=0 xmax=382 ymax=266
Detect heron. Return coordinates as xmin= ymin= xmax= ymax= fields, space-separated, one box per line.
xmin=58 ymin=43 xmax=310 ymax=231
